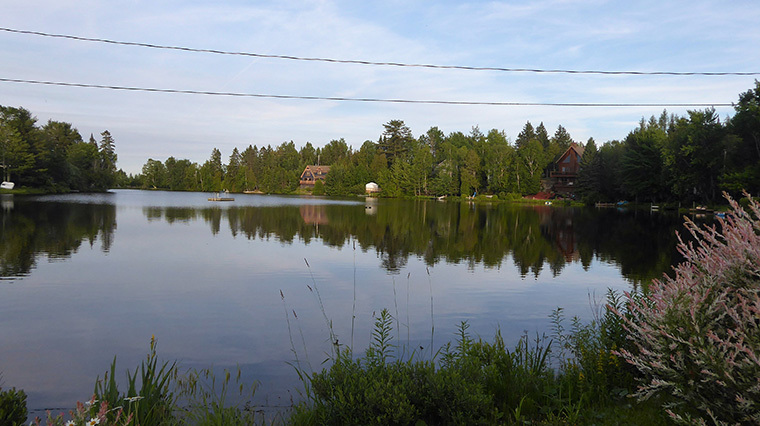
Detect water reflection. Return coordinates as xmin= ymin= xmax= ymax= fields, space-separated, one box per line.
xmin=0 ymin=199 xmax=116 ymax=279
xmin=129 ymin=199 xmax=684 ymax=283
xmin=0 ymin=194 xmax=685 ymax=284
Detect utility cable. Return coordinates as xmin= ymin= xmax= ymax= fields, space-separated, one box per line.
xmin=0 ymin=77 xmax=733 ymax=107
xmin=1 ymin=27 xmax=758 ymax=77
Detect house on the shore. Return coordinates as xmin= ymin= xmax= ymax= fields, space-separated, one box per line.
xmin=299 ymin=165 xmax=331 ymax=186
xmin=550 ymin=143 xmax=585 ymax=197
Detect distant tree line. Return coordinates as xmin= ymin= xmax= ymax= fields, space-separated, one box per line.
xmin=136 ymin=119 xmax=582 ymax=197
xmin=136 ymin=82 xmax=759 ymax=203
xmin=577 ymin=81 xmax=760 ymax=204
xmin=0 ymin=106 xmax=120 ymax=191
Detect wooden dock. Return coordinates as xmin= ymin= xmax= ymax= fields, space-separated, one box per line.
xmin=208 ymin=191 xmax=234 ymax=202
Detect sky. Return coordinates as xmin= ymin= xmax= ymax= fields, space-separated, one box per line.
xmin=2 ymin=0 xmax=759 ymax=174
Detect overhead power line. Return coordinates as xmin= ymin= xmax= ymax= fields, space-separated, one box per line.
xmin=2 ymin=27 xmax=758 ymax=77
xmin=0 ymin=77 xmax=733 ymax=107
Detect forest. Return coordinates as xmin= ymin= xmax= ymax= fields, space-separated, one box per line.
xmin=0 ymin=105 xmax=119 ymax=192
xmin=134 ymin=81 xmax=760 ymax=204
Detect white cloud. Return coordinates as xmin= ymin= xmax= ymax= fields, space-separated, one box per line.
xmin=1 ymin=0 xmax=758 ymax=173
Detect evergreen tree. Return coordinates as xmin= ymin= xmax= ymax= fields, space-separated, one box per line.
xmin=620 ymin=123 xmax=667 ymax=201
xmin=378 ymin=120 xmax=413 ymax=167
xmin=420 ymin=126 xmax=445 ymax=161
xmin=98 ymin=130 xmax=117 ymax=188
xmin=224 ymin=147 xmax=243 ymax=192
xmin=536 ymin=122 xmax=551 ymax=149
xmin=576 ymin=138 xmax=600 ymax=201
xmin=663 ymin=109 xmax=725 ymax=203
xmin=724 ymin=81 xmax=760 ymax=194
xmin=515 ymin=121 xmax=536 ymax=149
xmin=551 ymin=125 xmax=574 ymax=151
xmin=299 ymin=142 xmax=317 ymax=167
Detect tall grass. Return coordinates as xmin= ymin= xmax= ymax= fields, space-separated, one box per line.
xmin=28 ymin=337 xmax=269 ymax=425
xmin=289 ymin=299 xmax=669 ymax=425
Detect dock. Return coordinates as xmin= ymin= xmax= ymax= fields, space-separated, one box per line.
xmin=208 ymin=191 xmax=234 ymax=202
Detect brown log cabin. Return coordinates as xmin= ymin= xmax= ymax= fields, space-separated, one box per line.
xmin=550 ymin=143 xmax=585 ymax=197
xmin=299 ymin=165 xmax=331 ymax=186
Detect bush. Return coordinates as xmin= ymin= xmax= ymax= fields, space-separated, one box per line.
xmin=616 ymin=191 xmax=760 ymax=424
xmin=292 ymin=309 xmax=601 ymax=425
xmin=0 ymin=387 xmax=28 ymax=426
xmin=312 ymin=180 xmax=325 ymax=196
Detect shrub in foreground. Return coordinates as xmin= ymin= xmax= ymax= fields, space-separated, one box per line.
xmin=0 ymin=386 xmax=28 ymax=426
xmin=616 ymin=192 xmax=760 ymax=424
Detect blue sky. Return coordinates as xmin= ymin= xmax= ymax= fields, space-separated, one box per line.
xmin=2 ymin=0 xmax=759 ymax=174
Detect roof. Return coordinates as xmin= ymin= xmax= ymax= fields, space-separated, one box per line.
xmin=555 ymin=143 xmax=585 ymax=164
xmin=570 ymin=143 xmax=585 ymax=157
xmin=303 ymin=165 xmax=331 ymax=173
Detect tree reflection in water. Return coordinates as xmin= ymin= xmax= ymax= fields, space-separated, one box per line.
xmin=0 ymin=196 xmax=685 ymax=285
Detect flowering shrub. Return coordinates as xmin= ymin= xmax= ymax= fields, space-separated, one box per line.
xmin=616 ymin=192 xmax=760 ymax=425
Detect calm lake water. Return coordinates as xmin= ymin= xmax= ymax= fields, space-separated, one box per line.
xmin=0 ymin=190 xmax=688 ymax=417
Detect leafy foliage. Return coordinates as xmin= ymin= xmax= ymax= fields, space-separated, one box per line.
xmin=0 ymin=386 xmax=28 ymax=426
xmin=0 ymin=106 xmax=120 ymax=191
xmin=616 ymin=191 xmax=760 ymax=424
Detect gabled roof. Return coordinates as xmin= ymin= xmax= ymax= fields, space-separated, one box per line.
xmin=570 ymin=143 xmax=585 ymax=158
xmin=303 ymin=165 xmax=331 ymax=173
xmin=556 ymin=143 xmax=585 ymax=164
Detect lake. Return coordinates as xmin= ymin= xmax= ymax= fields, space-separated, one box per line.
xmin=0 ymin=190 xmax=687 ymax=418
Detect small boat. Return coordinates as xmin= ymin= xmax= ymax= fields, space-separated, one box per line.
xmin=1 ymin=181 xmax=14 ymax=190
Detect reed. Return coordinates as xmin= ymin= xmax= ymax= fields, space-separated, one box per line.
xmin=303 ymin=257 xmax=338 ymax=360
